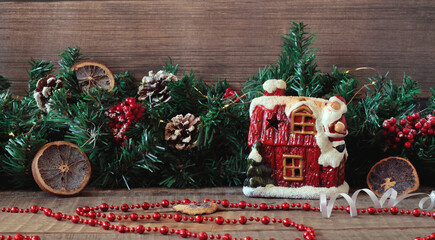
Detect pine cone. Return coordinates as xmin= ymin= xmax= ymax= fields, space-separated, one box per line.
xmin=137 ymin=70 xmax=178 ymax=105
xmin=33 ymin=75 xmax=64 ymax=112
xmin=165 ymin=113 xmax=201 ymax=150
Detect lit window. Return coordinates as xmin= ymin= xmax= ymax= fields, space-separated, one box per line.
xmin=283 ymin=154 xmax=304 ymax=181
xmin=291 ymin=106 xmax=316 ymax=135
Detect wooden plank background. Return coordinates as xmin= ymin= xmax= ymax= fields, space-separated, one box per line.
xmin=0 ymin=0 xmax=434 ymax=97
xmin=0 ymin=187 xmax=434 ymax=239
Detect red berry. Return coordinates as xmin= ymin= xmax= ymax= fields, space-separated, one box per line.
xmin=415 ymin=122 xmax=422 ymax=129
xmin=382 ymin=120 xmax=390 ymax=129
xmin=420 ymin=118 xmax=427 ymax=124
xmin=403 ymin=128 xmax=410 ymax=134
xmin=136 ymin=112 xmax=143 ymax=119
xmin=424 ymin=122 xmax=431 ymax=129
xmin=390 ymin=117 xmax=396 ymax=124
xmin=397 ymin=132 xmax=404 ymax=138
xmin=428 ymin=128 xmax=434 ymax=135
xmin=404 ymin=141 xmax=412 ymax=148
xmin=407 ymin=115 xmax=413 ymax=121
xmin=407 ymin=134 xmax=414 ymax=140
xmin=395 ymin=137 xmax=401 ymax=143
xmin=399 ymin=118 xmax=407 ymax=125
xmin=388 ymin=126 xmax=396 ymax=133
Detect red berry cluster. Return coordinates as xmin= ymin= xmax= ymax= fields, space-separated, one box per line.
xmin=224 ymin=88 xmax=239 ymax=102
xmin=106 ymin=97 xmax=145 ymax=145
xmin=382 ymin=110 xmax=435 ymax=149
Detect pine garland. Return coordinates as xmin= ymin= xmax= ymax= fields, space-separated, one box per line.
xmin=0 ymin=21 xmax=433 ymax=191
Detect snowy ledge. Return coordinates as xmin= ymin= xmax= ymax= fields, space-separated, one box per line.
xmin=243 ymin=182 xmax=349 ymax=199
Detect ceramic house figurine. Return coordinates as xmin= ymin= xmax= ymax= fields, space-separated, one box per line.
xmin=243 ymin=79 xmax=349 ymax=199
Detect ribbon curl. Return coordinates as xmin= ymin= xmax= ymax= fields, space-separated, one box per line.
xmin=320 ymin=188 xmax=435 ymax=218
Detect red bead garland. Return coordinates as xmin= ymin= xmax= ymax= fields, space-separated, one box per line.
xmin=1 ymin=199 xmax=434 ymax=240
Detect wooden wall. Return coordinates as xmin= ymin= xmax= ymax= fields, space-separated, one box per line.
xmin=1 ymin=0 xmax=434 ymax=97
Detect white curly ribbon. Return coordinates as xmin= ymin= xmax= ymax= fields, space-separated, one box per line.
xmin=320 ymin=188 xmax=435 ymax=218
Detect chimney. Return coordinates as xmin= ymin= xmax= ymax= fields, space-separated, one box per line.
xmin=263 ymin=79 xmax=286 ymax=96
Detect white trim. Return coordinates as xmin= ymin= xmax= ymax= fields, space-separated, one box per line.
xmin=243 ymin=182 xmax=349 ymax=199
xmin=263 ymin=79 xmax=286 ymax=94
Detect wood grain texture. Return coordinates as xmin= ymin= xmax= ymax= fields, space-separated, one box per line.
xmin=0 ymin=187 xmax=434 ymax=239
xmin=0 ymin=0 xmax=434 ymax=96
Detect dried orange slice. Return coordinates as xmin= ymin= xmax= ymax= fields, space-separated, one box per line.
xmin=71 ymin=61 xmax=115 ymax=92
xmin=367 ymin=156 xmax=419 ymax=197
xmin=32 ymin=141 xmax=91 ymax=196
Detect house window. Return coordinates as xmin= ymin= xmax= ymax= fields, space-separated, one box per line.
xmin=283 ymin=154 xmax=304 ymax=181
xmin=291 ymin=106 xmax=316 ymax=135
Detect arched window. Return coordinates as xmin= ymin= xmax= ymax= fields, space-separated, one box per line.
xmin=283 ymin=154 xmax=304 ymax=181
xmin=291 ymin=106 xmax=316 ymax=135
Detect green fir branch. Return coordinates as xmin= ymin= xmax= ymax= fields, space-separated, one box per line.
xmin=27 ymin=59 xmax=54 ymax=93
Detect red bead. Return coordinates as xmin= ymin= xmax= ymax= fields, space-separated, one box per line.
xmin=54 ymin=212 xmax=63 ymax=221
xmin=106 ymin=212 xmax=116 ymax=221
xmin=136 ymin=225 xmax=145 ymax=234
xmin=298 ymin=224 xmax=307 ymax=231
xmin=253 ymin=204 xmax=258 ymax=208
xmin=390 ymin=206 xmax=399 ymax=215
xmin=221 ymin=200 xmax=230 ymax=207
xmin=88 ymin=219 xmax=96 ymax=226
xmin=225 ymin=219 xmax=230 ymax=224
xmin=88 ymin=211 xmax=96 ymax=219
xmin=199 ymin=232 xmax=208 ymax=240
xmin=160 ymin=226 xmax=169 ymax=235
xmin=261 ymin=216 xmax=270 ymax=225
xmin=244 ymin=237 xmax=252 ymax=240
xmin=259 ymin=203 xmax=268 ymax=210
xmin=238 ymin=216 xmax=247 ymax=224
xmin=117 ymin=225 xmax=127 ymax=233
xmin=43 ymin=208 xmax=52 ymax=216
xmin=182 ymin=199 xmax=191 ymax=204
xmin=121 ymin=204 xmax=129 ymax=212
xmin=283 ymin=218 xmax=291 ymax=227
xmin=142 ymin=202 xmax=150 ymax=210
xmin=71 ymin=216 xmax=80 ymax=224
xmin=174 ymin=214 xmax=182 ymax=222
xmin=238 ymin=201 xmax=247 ymax=209
xmin=99 ymin=203 xmax=109 ymax=212
xmin=146 ymin=227 xmax=151 ymax=232
xmin=195 ymin=215 xmax=203 ymax=223
xmin=153 ymin=212 xmax=161 ymax=221
xmin=13 ymin=234 xmax=23 ymax=240
xmin=302 ymin=203 xmax=311 ymax=211
xmin=406 ymin=210 xmax=411 ymax=214
xmin=222 ymin=234 xmax=232 ymax=240
xmin=161 ymin=200 xmax=170 ymax=208
xmin=11 ymin=207 xmax=18 ymax=213
xmin=215 ymin=216 xmax=224 ymax=225
xmin=130 ymin=213 xmax=138 ymax=221
xmin=412 ymin=208 xmax=421 ymax=217
xmin=30 ymin=206 xmax=39 ymax=214
xmin=367 ymin=207 xmax=376 ymax=215
xmin=296 ymin=203 xmax=301 ymax=208
xmin=281 ymin=203 xmax=289 ymax=210
xmin=179 ymin=229 xmax=188 ymax=238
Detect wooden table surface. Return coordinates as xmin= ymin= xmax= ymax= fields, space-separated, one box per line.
xmin=0 ymin=187 xmax=433 ymax=239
